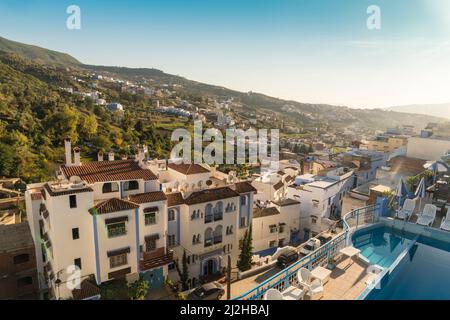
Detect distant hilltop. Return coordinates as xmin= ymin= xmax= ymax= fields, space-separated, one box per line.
xmin=386 ymin=103 xmax=450 ymax=120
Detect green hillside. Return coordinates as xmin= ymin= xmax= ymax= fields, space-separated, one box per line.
xmin=0 ymin=36 xmax=80 ymax=66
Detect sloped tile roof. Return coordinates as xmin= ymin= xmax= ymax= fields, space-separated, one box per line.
xmin=253 ymin=206 xmax=280 ymax=218
xmin=234 ymin=182 xmax=257 ymax=194
xmin=61 ymin=160 xmax=157 ymax=184
xmin=94 ymin=198 xmax=139 ymax=214
xmin=273 ymin=181 xmax=284 ymax=191
xmin=184 ymin=187 xmax=239 ymax=205
xmin=71 ymin=279 xmax=100 ymax=300
xmin=167 ymin=163 xmax=210 ymax=175
xmin=166 ymin=192 xmax=184 ymax=207
xmin=128 ymin=191 xmax=167 ymax=204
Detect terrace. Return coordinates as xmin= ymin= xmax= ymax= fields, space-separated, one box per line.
xmin=231 ymin=205 xmax=379 ymax=300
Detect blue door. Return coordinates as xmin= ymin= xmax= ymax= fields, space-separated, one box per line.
xmin=142 ymin=267 xmax=164 ymax=289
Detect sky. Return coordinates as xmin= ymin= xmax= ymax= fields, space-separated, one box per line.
xmin=0 ymin=0 xmax=449 ymax=109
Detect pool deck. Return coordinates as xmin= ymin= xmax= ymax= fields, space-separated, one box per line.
xmin=227 ymin=256 xmax=372 ymax=300
xmin=321 ymin=257 xmax=371 ymax=300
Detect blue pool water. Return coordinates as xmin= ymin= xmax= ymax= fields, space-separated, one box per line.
xmin=352 ymin=226 xmax=450 ymax=300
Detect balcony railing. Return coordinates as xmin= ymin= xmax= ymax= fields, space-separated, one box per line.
xmin=140 ymin=247 xmax=174 ymax=271
xmin=233 ymin=204 xmax=381 ymax=300
xmin=213 ymin=235 xmax=223 ymax=244
xmin=204 ymin=238 xmax=213 ymax=247
xmin=205 ymin=215 xmax=213 ymax=224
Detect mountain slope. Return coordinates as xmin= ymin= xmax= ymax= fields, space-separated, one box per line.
xmin=0 ymin=36 xmax=80 ymax=66
xmin=387 ymin=104 xmax=450 ymax=120
xmin=0 ymin=35 xmax=447 ymax=132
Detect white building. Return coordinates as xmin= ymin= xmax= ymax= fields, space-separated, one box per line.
xmin=287 ymin=167 xmax=354 ymax=240
xmin=25 ymin=143 xmax=256 ymax=298
xmin=252 ymin=199 xmax=301 ymax=256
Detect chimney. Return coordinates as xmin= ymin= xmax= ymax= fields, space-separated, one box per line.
xmin=108 ymin=151 xmax=115 ymax=161
xmin=64 ymin=137 xmax=72 ymax=166
xmin=98 ymin=151 xmax=104 ymax=162
xmin=73 ymin=147 xmax=81 ymax=166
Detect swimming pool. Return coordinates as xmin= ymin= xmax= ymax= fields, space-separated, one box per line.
xmin=352 ymin=226 xmax=450 ymax=300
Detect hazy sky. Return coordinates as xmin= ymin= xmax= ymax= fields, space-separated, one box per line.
xmin=0 ymin=0 xmax=449 ymax=108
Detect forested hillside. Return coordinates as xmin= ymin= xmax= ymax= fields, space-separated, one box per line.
xmin=0 ymin=52 xmax=171 ymax=182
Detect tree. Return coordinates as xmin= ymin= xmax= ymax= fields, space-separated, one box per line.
xmin=237 ymin=226 xmax=253 ymax=272
xmin=177 ymin=250 xmax=189 ymax=291
xmin=80 ymin=114 xmax=98 ymax=138
xmin=128 ymin=276 xmax=149 ymax=300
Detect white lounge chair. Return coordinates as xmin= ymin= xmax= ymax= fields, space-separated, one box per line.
xmin=297 ymin=268 xmax=324 ymax=300
xmin=395 ymin=199 xmax=415 ymax=220
xmin=441 ymin=212 xmax=450 ymax=231
xmin=416 ymin=204 xmax=437 ymax=227
xmin=263 ymin=287 xmax=304 ymax=300
xmin=263 ymin=289 xmax=285 ymax=300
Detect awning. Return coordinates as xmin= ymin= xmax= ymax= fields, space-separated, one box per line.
xmin=144 ymin=206 xmax=159 ymax=213
xmin=105 ymin=216 xmax=128 ymax=225
xmin=108 ymin=267 xmax=131 ymax=280
xmin=144 ymin=234 xmax=160 ymax=241
xmin=107 ymin=247 xmax=130 ymax=257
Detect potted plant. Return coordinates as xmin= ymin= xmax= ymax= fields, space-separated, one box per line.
xmin=327 ymin=257 xmax=337 ymax=270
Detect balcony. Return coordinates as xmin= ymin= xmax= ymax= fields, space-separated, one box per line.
xmin=204 ymin=238 xmax=213 ymax=247
xmin=140 ymin=247 xmax=174 ymax=271
xmin=214 ymin=212 xmax=223 ymax=221
xmin=205 ymin=215 xmax=213 ymax=224
xmin=213 ymin=235 xmax=223 ymax=244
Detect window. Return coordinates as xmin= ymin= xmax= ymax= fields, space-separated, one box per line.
xmin=124 ymin=180 xmax=139 ymax=191
xmin=17 ymin=276 xmax=33 ymax=288
xmin=69 ymin=195 xmax=77 ymax=208
xmin=269 ymin=225 xmax=278 ymax=233
xmin=72 ymin=228 xmax=79 ymax=240
xmin=167 ymin=234 xmax=176 ymax=247
xmin=145 ymin=212 xmax=156 ymax=225
xmin=240 ymin=195 xmax=247 ymax=206
xmin=240 ymin=217 xmax=246 ymax=228
xmin=74 ymin=258 xmax=82 ymax=270
xmin=107 ymin=223 xmax=126 ymax=238
xmin=168 ymin=210 xmax=175 ymax=221
xmin=13 ymin=254 xmax=30 ymax=264
xmin=102 ymin=182 xmax=119 ymax=193
xmin=168 ymin=262 xmax=175 ymax=271
xmin=110 ymin=254 xmax=127 ymax=268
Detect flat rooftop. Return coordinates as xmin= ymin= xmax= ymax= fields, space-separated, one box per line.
xmin=0 ymin=222 xmax=34 ymax=252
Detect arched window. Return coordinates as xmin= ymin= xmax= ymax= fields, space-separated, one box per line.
xmin=124 ymin=180 xmax=139 ymax=191
xmin=213 ymin=225 xmax=223 ymax=244
xmin=192 ymin=235 xmax=197 ymax=244
xmin=205 ymin=204 xmax=213 ymax=216
xmin=102 ymin=182 xmax=119 ymax=193
xmin=215 ymin=201 xmax=223 ymax=214
xmin=204 ymin=228 xmax=213 ymax=247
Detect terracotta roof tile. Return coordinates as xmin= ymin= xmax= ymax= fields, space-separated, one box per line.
xmin=71 ymin=279 xmax=100 ymax=300
xmin=61 ymin=160 xmax=157 ymax=184
xmin=128 ymin=191 xmax=167 ymax=204
xmin=233 ymin=182 xmax=257 ymax=194
xmin=167 ymin=163 xmax=210 ymax=175
xmin=273 ymin=181 xmax=284 ymax=191
xmin=94 ymin=198 xmax=139 ymax=214
xmin=184 ymin=187 xmax=239 ymax=205
xmin=166 ymin=192 xmax=184 ymax=207
xmin=253 ymin=206 xmax=280 ymax=218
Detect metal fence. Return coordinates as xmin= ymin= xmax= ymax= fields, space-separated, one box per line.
xmin=232 ymin=204 xmax=380 ymax=300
